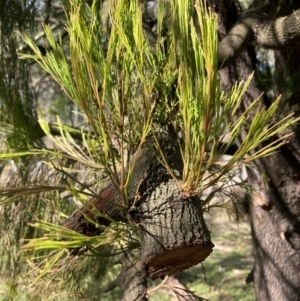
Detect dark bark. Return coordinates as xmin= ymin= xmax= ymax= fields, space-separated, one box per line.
xmin=137 ymin=179 xmax=213 ymax=279
xmin=64 ymin=127 xmax=213 ymax=300
xmin=210 ymin=0 xmax=300 ymax=300
xmin=248 ymin=47 xmax=300 ymax=300
xmin=104 ymin=251 xmax=148 ymax=301
xmin=62 ymin=0 xmax=300 ymax=300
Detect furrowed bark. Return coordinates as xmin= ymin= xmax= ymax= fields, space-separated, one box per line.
xmin=104 ymin=251 xmax=148 ymax=301
xmin=211 ymin=0 xmax=300 ymax=300
xmin=137 ymin=179 xmax=213 ymax=279
xmin=64 ymin=0 xmax=300 ymax=298
xmin=64 ymin=127 xmax=213 ymax=281
xmin=103 ymin=146 xmax=213 ymax=299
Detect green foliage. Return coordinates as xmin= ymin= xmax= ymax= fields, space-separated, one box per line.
xmin=162 ymin=1 xmax=297 ymax=195
xmin=19 ymin=0 xmax=162 ymax=209
xmin=0 ymin=0 xmax=299 ymax=299
xmin=18 ymin=0 xmax=298 ymax=202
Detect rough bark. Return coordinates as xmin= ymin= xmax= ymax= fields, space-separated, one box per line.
xmin=104 ymin=251 xmax=148 ymax=301
xmin=249 ymin=173 xmax=300 ymax=300
xmin=62 ymin=0 xmax=300 ymax=299
xmin=249 ymin=46 xmax=300 ymax=301
xmin=210 ymin=0 xmax=300 ymax=300
xmin=218 ymin=5 xmax=300 ymax=67
xmin=163 ymin=275 xmax=205 ymax=301
xmin=64 ymin=127 xmax=213 ymax=300
xmin=137 ymin=179 xmax=213 ymax=279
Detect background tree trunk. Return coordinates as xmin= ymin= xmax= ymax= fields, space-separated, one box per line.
xmin=250 ymin=51 xmax=300 ymax=301
xmin=209 ymin=0 xmax=300 ymax=300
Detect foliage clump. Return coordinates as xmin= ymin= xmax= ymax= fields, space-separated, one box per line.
xmin=0 ymin=0 xmax=298 ymax=299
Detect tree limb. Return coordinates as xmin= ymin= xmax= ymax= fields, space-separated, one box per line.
xmin=218 ymin=8 xmax=300 ymax=68
xmin=104 ymin=250 xmax=148 ymax=301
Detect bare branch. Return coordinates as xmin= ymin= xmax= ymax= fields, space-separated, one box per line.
xmin=218 ymin=8 xmax=300 ymax=68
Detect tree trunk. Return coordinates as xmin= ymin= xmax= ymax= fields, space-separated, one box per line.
xmin=63 ymin=1 xmax=300 ymax=300
xmin=209 ymin=0 xmax=300 ymax=300
xmin=64 ymin=127 xmax=213 ymax=300
xmin=138 ymin=178 xmax=213 ymax=280
xmin=249 ymin=50 xmax=300 ymax=301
